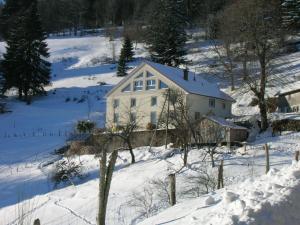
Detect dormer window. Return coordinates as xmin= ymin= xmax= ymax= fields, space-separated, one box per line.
xmin=134 ymin=80 xmax=143 ymax=91
xmin=146 ymin=80 xmax=156 ymax=90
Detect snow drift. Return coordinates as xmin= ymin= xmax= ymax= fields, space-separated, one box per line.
xmin=139 ymin=161 xmax=300 ymax=225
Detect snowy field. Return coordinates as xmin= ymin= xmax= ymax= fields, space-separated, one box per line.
xmin=1 ymin=33 xmax=300 ymax=225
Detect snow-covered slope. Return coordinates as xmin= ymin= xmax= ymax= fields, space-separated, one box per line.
xmin=139 ymin=161 xmax=300 ymax=225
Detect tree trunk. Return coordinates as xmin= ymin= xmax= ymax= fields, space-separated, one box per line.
xmin=18 ymin=87 xmax=23 ymax=100
xmin=183 ymin=146 xmax=188 ymax=166
xmin=259 ymin=51 xmax=268 ymax=131
xmin=210 ymin=150 xmax=215 ymax=168
xmin=98 ymin=149 xmax=118 ymax=225
xmin=129 ymin=148 xmax=135 ymax=164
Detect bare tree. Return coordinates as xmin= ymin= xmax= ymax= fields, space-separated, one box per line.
xmin=107 ymin=106 xmax=144 ymax=164
xmin=217 ymin=0 xmax=283 ymax=131
xmin=198 ymin=119 xmax=225 ymax=167
xmin=160 ymin=88 xmax=200 ymax=166
xmin=94 ymin=134 xmax=119 ymax=225
xmin=182 ymin=166 xmax=217 ymax=197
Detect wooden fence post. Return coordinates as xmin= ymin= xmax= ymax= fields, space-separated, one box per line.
xmin=168 ymin=174 xmax=176 ymax=206
xmin=217 ymin=160 xmax=224 ymax=189
xmin=295 ymin=151 xmax=299 ymax=162
xmin=33 ymin=219 xmax=40 ymax=225
xmin=265 ymin=144 xmax=270 ymax=174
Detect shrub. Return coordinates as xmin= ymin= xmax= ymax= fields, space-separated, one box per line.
xmin=65 ymin=97 xmax=71 ymax=102
xmin=146 ymin=123 xmax=156 ymax=130
xmin=76 ymin=120 xmax=96 ymax=133
xmin=51 ymin=158 xmax=84 ymax=188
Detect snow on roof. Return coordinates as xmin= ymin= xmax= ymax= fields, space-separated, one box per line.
xmin=146 ymin=61 xmax=234 ymax=101
xmin=106 ymin=61 xmax=234 ymax=102
xmin=206 ymin=116 xmax=248 ymax=130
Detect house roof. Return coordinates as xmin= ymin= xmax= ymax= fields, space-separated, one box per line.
xmin=106 ymin=61 xmax=235 ymax=102
xmin=205 ymin=116 xmax=248 ymax=130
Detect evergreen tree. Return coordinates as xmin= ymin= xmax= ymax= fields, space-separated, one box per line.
xmin=146 ymin=0 xmax=187 ymax=67
xmin=1 ymin=0 xmax=51 ymax=104
xmin=122 ymin=36 xmax=134 ymax=62
xmin=117 ymin=50 xmax=128 ymax=77
xmin=282 ymin=0 xmax=300 ymax=31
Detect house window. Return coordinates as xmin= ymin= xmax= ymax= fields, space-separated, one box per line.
xmin=222 ymin=102 xmax=226 ymax=109
xmin=113 ymin=99 xmax=119 ymax=108
xmin=122 ymin=84 xmax=131 ymax=92
xmin=209 ymin=98 xmax=215 ymax=108
xmin=195 ymin=112 xmax=201 ymax=120
xmin=146 ymin=71 xmax=155 ymax=77
xmin=151 ymin=97 xmax=157 ymax=106
xmin=146 ymin=80 xmax=156 ymax=90
xmin=113 ymin=113 xmax=119 ymax=124
xmin=159 ymin=80 xmax=168 ymax=89
xmin=134 ymin=80 xmax=143 ymax=91
xmin=131 ymin=98 xmax=136 ymax=108
xmin=150 ymin=111 xmax=157 ymax=124
xmin=130 ymin=112 xmax=136 ymax=123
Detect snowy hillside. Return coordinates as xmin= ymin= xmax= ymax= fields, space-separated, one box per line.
xmin=139 ymin=161 xmax=300 ymax=225
xmin=2 ymin=33 xmax=300 ymax=225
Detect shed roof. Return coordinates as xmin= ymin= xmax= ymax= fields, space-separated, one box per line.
xmin=205 ymin=116 xmax=248 ymax=130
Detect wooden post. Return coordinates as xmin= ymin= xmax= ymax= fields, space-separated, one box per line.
xmin=33 ymin=219 xmax=40 ymax=225
xmin=295 ymin=151 xmax=299 ymax=162
xmin=265 ymin=144 xmax=270 ymax=174
xmin=168 ymin=174 xmax=176 ymax=206
xmin=217 ymin=160 xmax=224 ymax=189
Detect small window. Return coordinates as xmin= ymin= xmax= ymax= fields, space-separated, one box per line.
xmin=131 ymin=98 xmax=136 ymax=108
xmin=209 ymin=98 xmax=215 ymax=108
xmin=146 ymin=71 xmax=155 ymax=77
xmin=222 ymin=102 xmax=226 ymax=109
xmin=195 ymin=112 xmax=201 ymax=120
xmin=135 ymin=73 xmax=143 ymax=79
xmin=122 ymin=84 xmax=131 ymax=92
xmin=113 ymin=113 xmax=119 ymax=124
xmin=113 ymin=99 xmax=119 ymax=108
xmin=150 ymin=111 xmax=157 ymax=124
xmin=130 ymin=112 xmax=136 ymax=123
xmin=159 ymin=80 xmax=168 ymax=89
xmin=146 ymin=80 xmax=156 ymax=90
xmin=134 ymin=80 xmax=143 ymax=91
xmin=151 ymin=97 xmax=157 ymax=106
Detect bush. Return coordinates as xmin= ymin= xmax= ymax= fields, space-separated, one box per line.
xmin=65 ymin=97 xmax=71 ymax=102
xmin=51 ymin=158 xmax=84 ymax=188
xmin=146 ymin=123 xmax=156 ymax=130
xmin=76 ymin=120 xmax=96 ymax=133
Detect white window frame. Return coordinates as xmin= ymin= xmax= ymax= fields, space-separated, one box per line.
xmin=146 ymin=79 xmax=156 ymax=90
xmin=134 ymin=80 xmax=143 ymax=91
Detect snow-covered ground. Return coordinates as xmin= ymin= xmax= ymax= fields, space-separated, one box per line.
xmin=1 ymin=33 xmax=300 ymax=225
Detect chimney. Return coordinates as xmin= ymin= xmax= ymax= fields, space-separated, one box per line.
xmin=183 ymin=68 xmax=189 ymax=81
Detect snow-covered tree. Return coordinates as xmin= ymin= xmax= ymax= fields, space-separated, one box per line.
xmin=146 ymin=0 xmax=187 ymax=67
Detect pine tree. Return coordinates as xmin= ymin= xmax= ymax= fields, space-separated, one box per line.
xmin=122 ymin=36 xmax=134 ymax=62
xmin=117 ymin=49 xmax=128 ymax=77
xmin=146 ymin=0 xmax=187 ymax=67
xmin=1 ymin=0 xmax=51 ymax=104
xmin=282 ymin=0 xmax=300 ymax=31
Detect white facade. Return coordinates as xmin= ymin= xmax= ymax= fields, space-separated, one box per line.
xmin=105 ymin=61 xmax=234 ymax=129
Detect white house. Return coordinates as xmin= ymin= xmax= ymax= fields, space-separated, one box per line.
xmin=105 ymin=61 xmax=234 ymax=129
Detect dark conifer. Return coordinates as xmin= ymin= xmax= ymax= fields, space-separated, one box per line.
xmin=117 ymin=50 xmax=128 ymax=77
xmin=122 ymin=36 xmax=134 ymax=62
xmin=146 ymin=0 xmax=187 ymax=67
